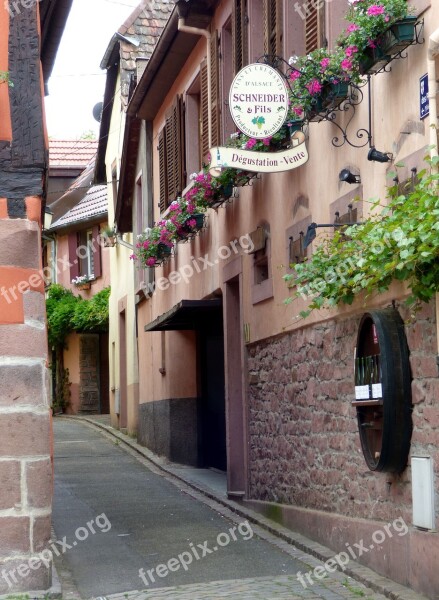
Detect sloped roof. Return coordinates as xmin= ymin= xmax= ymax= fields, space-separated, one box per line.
xmin=49 ymin=140 xmax=99 ymax=169
xmin=95 ymin=1 xmax=172 ymax=184
xmin=50 ymin=185 xmax=107 ymax=230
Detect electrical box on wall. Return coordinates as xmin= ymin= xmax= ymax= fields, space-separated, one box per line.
xmin=412 ymin=457 xmax=436 ymax=530
xmin=353 ymin=308 xmax=412 ymax=473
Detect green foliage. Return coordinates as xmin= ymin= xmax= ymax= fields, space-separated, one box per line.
xmin=46 ymin=285 xmax=80 ymax=347
xmin=71 ymin=286 xmax=111 ymax=332
xmin=46 ymin=284 xmax=110 ymax=347
xmin=284 ymin=159 xmax=439 ymax=317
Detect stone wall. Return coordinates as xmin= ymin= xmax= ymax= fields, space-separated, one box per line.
xmin=247 ymin=302 xmax=439 ymax=596
xmin=0 ymin=286 xmax=53 ymax=594
xmin=247 ymin=302 xmax=438 ymax=525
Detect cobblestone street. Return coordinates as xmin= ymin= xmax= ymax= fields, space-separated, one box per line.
xmin=51 ymin=418 xmax=426 ymax=600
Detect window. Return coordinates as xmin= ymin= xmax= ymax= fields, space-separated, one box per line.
xmin=200 ymin=31 xmax=221 ymax=161
xmin=158 ymin=96 xmax=185 ymax=213
xmin=250 ymin=223 xmax=274 ymax=304
xmin=134 ymin=175 xmax=147 ymax=294
xmin=289 ymin=231 xmax=306 ymax=266
xmin=232 ymin=0 xmax=248 ymax=74
xmin=305 ymin=1 xmax=325 ymax=54
xmin=68 ymin=227 xmax=102 ymax=282
xmin=185 ymin=76 xmax=202 ymax=182
xmin=111 ymin=162 xmax=118 ymax=210
xmin=286 ymin=216 xmax=312 ymax=271
xmin=263 ymin=0 xmax=283 ymax=56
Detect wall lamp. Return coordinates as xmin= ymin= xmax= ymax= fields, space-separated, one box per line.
xmin=339 ymin=169 xmax=361 ymax=185
xmin=367 ymin=147 xmax=393 ymax=163
xmin=43 ymin=206 xmax=53 ymax=231
xmin=303 ymin=220 xmax=363 ymax=248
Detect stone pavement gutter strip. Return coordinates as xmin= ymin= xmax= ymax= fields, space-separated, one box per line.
xmin=60 ymin=416 xmax=428 ymax=600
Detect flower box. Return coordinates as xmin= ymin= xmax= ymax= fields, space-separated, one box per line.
xmin=178 ymin=213 xmax=205 ymax=239
xmin=103 ymin=235 xmax=117 ymax=248
xmin=358 ymin=45 xmax=391 ymax=75
xmin=157 ymin=243 xmax=172 ymax=260
xmin=381 ymin=16 xmax=417 ymax=56
xmin=76 ymin=282 xmax=91 ymax=291
xmin=307 ymin=81 xmax=349 ymax=121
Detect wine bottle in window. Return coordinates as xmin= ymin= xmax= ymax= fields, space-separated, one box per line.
xmin=355 ymin=356 xmax=369 ymax=400
xmin=371 ymin=355 xmax=383 ymax=399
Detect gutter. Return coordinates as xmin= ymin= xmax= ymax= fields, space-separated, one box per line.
xmin=177 ymin=17 xmax=212 ymax=149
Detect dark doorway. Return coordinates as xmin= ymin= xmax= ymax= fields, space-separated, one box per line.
xmin=199 ymin=322 xmax=227 ymax=471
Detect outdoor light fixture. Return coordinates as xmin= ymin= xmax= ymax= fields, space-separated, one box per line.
xmin=339 ymin=169 xmax=361 ymax=185
xmin=43 ymin=206 xmax=53 ymax=230
xmin=367 ymin=147 xmax=393 ymax=163
xmin=303 ymin=217 xmax=364 ymax=249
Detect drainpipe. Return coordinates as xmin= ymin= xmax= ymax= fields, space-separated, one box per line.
xmin=178 ymin=17 xmax=212 ymax=149
xmin=427 ymin=27 xmax=439 ymax=369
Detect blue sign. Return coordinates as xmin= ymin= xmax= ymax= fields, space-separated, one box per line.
xmin=420 ymin=74 xmax=429 ymax=120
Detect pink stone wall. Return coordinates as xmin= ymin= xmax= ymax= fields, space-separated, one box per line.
xmin=247 ymin=302 xmax=439 ymax=597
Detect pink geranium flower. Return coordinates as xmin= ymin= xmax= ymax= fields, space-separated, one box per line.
xmin=345 ymin=45 xmax=358 ymax=57
xmin=341 ymin=58 xmax=353 ymax=71
xmin=262 ymin=137 xmax=271 ymax=146
xmin=306 ymin=79 xmax=322 ymax=95
xmin=245 ymin=138 xmax=257 ymax=150
xmin=146 ymin=257 xmax=156 ymax=267
xmin=290 ymin=70 xmax=301 ymax=81
xmin=320 ymin=57 xmax=330 ymax=70
xmin=346 ymin=23 xmax=360 ymax=33
xmin=367 ymin=4 xmax=385 ymax=15
xmin=293 ymin=106 xmax=304 ymax=116
xmin=367 ymin=38 xmax=377 ymax=48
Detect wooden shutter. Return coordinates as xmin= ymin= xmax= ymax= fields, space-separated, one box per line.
xmin=165 ymin=96 xmax=185 ymax=203
xmin=158 ymin=129 xmax=167 ymax=213
xmin=211 ymin=31 xmax=221 ymax=148
xmin=232 ymin=0 xmax=248 ymax=74
xmin=200 ymin=59 xmax=209 ymax=162
xmin=264 ymin=0 xmax=283 ymax=56
xmin=68 ymin=232 xmax=79 ymax=280
xmin=92 ymin=225 xmax=102 ymax=278
xmin=178 ymin=96 xmax=186 ymax=190
xmin=305 ymin=1 xmax=324 ymax=53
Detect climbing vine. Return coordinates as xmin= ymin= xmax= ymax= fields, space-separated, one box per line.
xmin=46 ymin=284 xmax=110 ymax=347
xmin=285 ymin=157 xmax=439 ymax=317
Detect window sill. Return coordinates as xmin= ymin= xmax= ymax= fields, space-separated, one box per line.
xmin=251 ymin=278 xmax=273 ymax=304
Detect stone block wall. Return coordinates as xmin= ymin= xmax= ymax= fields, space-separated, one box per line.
xmin=0 ymin=285 xmax=53 ymax=594
xmin=247 ymin=302 xmax=439 ymax=596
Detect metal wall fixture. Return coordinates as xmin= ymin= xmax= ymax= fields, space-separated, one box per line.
xmin=367 ymin=147 xmax=393 ymax=163
xmin=339 ymin=169 xmax=361 ymax=184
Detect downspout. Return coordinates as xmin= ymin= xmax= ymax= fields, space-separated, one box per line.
xmin=178 ymin=18 xmax=212 ymax=149
xmin=427 ymin=28 xmax=439 ymax=368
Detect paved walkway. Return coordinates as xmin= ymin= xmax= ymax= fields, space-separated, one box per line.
xmin=53 ymin=418 xmax=427 ymax=600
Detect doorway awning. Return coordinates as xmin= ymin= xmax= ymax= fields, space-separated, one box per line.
xmin=144 ymin=299 xmax=222 ymax=332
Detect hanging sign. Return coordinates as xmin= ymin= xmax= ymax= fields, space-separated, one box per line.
xmin=229 ymin=63 xmax=289 ymax=138
xmin=209 ymin=131 xmax=308 ymax=176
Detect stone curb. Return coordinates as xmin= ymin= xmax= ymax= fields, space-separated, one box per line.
xmin=61 ymin=416 xmax=429 ymax=600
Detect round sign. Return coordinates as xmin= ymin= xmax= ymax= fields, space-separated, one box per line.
xmin=229 ymin=63 xmax=289 ymax=139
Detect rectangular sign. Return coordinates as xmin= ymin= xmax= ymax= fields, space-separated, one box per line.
xmin=420 ymin=73 xmax=429 ymax=120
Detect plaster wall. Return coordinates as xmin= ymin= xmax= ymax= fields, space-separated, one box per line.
xmin=105 ymin=74 xmax=138 ymax=433
xmin=131 ymin=0 xmax=439 ymax=596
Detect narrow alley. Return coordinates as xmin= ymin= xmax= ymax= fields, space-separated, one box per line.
xmin=52 ymin=418 xmax=403 ymax=600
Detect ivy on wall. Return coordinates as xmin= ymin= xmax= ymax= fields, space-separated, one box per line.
xmin=46 ymin=284 xmax=110 ymax=348
xmin=285 ymin=157 xmax=439 ymax=317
